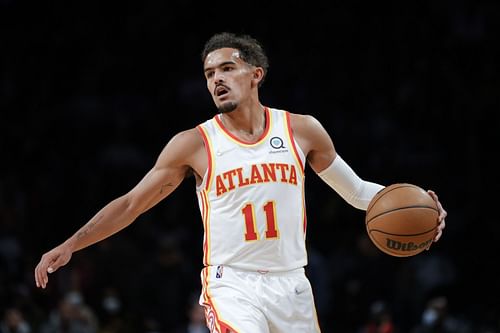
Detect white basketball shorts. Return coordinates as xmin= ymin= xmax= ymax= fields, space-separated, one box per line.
xmin=199 ymin=265 xmax=322 ymax=333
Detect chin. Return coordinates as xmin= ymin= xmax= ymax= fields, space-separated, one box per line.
xmin=218 ymin=101 xmax=238 ymax=114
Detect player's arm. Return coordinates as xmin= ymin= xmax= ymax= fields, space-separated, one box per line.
xmin=34 ymin=129 xmax=201 ymax=288
xmin=291 ymin=113 xmax=446 ymax=241
xmin=290 ymin=113 xmax=384 ymax=210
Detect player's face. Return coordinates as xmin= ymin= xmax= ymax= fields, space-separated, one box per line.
xmin=204 ymin=48 xmax=256 ymax=113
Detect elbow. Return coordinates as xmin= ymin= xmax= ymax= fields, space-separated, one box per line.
xmin=122 ymin=195 xmax=145 ymax=220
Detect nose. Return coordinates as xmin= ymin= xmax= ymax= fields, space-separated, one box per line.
xmin=213 ymin=70 xmax=225 ymax=84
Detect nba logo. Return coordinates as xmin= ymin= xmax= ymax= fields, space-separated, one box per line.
xmin=216 ymin=265 xmax=223 ymax=279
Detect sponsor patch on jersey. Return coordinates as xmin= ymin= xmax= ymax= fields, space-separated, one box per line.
xmin=269 ymin=136 xmax=288 ymax=154
xmin=270 ymin=136 xmax=285 ymax=149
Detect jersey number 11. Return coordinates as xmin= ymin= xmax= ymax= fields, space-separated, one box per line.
xmin=242 ymin=201 xmax=279 ymax=241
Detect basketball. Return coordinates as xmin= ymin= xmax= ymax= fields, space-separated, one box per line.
xmin=365 ymin=183 xmax=439 ymax=257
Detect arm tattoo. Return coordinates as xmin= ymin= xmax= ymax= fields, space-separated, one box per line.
xmin=76 ymin=215 xmax=103 ymax=240
xmin=160 ymin=183 xmax=173 ymax=194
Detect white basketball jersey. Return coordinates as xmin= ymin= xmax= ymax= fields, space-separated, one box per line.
xmin=196 ymin=107 xmax=308 ymax=271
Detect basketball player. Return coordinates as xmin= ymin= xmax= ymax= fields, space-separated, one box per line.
xmin=34 ymin=32 xmax=447 ymax=333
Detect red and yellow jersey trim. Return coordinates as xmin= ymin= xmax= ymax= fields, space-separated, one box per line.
xmin=214 ymin=107 xmax=272 ymax=146
xmin=197 ymin=190 xmax=211 ymax=265
xmin=196 ymin=124 xmax=215 ymax=265
xmin=284 ymin=111 xmax=307 ymax=235
xmin=284 ymin=111 xmax=305 ymax=176
xmin=201 ymin=267 xmax=240 ymax=333
xmin=196 ymin=124 xmax=215 ymax=192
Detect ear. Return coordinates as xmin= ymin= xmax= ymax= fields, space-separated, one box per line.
xmin=251 ymin=67 xmax=264 ymax=87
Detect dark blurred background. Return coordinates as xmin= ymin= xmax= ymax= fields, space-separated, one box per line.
xmin=1 ymin=0 xmax=499 ymax=332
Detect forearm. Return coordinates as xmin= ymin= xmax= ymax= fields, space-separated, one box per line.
xmin=63 ymin=196 xmax=140 ymax=252
xmin=317 ymin=154 xmax=384 ymax=210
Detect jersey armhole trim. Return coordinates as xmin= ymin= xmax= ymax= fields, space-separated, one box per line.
xmin=196 ymin=124 xmax=214 ymax=192
xmin=284 ymin=111 xmax=305 ymax=176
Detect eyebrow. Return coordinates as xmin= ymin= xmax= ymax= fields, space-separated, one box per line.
xmin=204 ymin=61 xmax=236 ymax=73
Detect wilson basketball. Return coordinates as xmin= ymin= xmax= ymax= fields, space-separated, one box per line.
xmin=365 ymin=183 xmax=439 ymax=257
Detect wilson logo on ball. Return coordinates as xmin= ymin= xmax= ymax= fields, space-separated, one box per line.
xmin=385 ymin=238 xmax=433 ymax=251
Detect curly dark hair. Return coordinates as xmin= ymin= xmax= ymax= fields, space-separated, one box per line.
xmin=201 ymin=32 xmax=269 ymax=87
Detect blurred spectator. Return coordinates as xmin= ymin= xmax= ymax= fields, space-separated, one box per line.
xmin=358 ymin=300 xmax=398 ymax=333
xmin=97 ymin=287 xmax=132 ymax=333
xmin=173 ymin=293 xmax=209 ymax=333
xmin=0 ymin=307 xmax=31 ymax=333
xmin=394 ymin=251 xmax=458 ymax=326
xmin=40 ymin=291 xmax=98 ymax=333
xmin=411 ymin=296 xmax=472 ymax=333
xmin=128 ymin=233 xmax=198 ymax=332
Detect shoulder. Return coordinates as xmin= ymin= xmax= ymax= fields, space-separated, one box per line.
xmin=286 ymin=112 xmax=335 ymax=160
xmin=157 ymin=127 xmax=205 ymax=165
xmin=287 ymin=112 xmax=325 ymax=134
xmin=267 ymin=108 xmax=320 ymax=131
xmin=170 ymin=127 xmax=203 ymax=143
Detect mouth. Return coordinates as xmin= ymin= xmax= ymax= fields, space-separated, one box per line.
xmin=214 ymin=85 xmax=230 ymax=98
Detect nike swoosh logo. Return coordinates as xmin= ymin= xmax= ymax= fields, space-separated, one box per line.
xmin=216 ymin=147 xmax=237 ymax=156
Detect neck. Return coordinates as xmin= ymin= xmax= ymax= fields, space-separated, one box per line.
xmin=220 ymin=105 xmax=267 ymax=141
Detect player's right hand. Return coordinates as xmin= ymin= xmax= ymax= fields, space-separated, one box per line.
xmin=34 ymin=244 xmax=72 ymax=289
